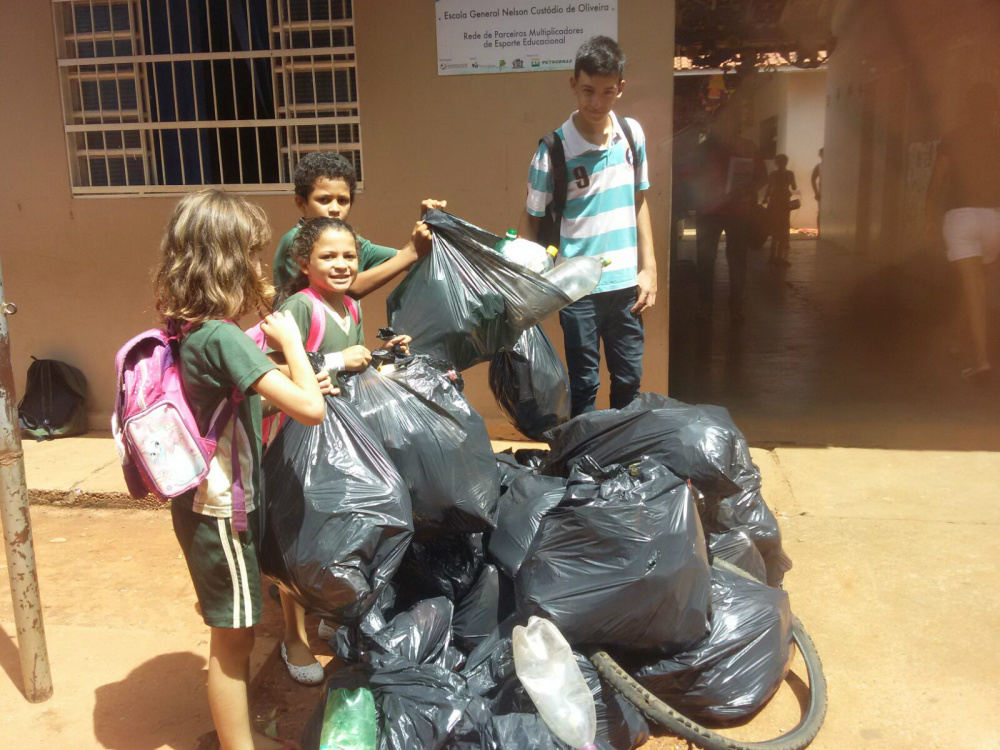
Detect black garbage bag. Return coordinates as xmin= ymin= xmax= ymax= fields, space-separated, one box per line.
xmin=704 ymin=429 xmax=792 ymax=587
xmin=492 ymin=714 xmax=565 ymax=750
xmin=260 ymin=395 xmax=413 ymax=622
xmin=453 ymin=564 xmax=502 ymax=653
xmin=487 ymin=472 xmax=566 ymax=578
xmin=387 ymin=210 xmax=573 ymax=371
xmin=367 ymin=598 xmax=466 ymax=671
xmin=489 ymin=325 xmax=571 ymax=441
xmin=543 ymin=393 xmax=792 ymax=586
xmin=339 ymin=355 xmax=499 ymax=537
xmin=708 ymin=527 xmax=767 ymax=583
xmin=394 ymin=535 xmax=486 ymax=607
xmin=628 ymin=566 xmax=794 ymax=723
xmin=496 ymin=453 xmax=532 ymax=494
xmin=516 ymin=457 xmax=712 ymax=653
xmin=514 ymin=448 xmax=549 ymax=469
xmin=333 ymin=584 xmax=399 ymax=663
xmin=542 ymin=393 xmax=743 ymax=500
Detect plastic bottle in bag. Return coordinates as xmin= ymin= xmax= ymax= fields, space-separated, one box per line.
xmin=494 ymin=228 xmax=517 ymax=254
xmin=319 ymin=687 xmax=377 ymax=750
xmin=541 ymin=255 xmax=611 ymax=302
xmin=512 ymin=616 xmax=598 ymax=750
xmin=503 ymin=238 xmax=558 ymax=275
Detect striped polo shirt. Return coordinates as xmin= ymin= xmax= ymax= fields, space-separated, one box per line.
xmin=526 ymin=111 xmax=650 ymax=294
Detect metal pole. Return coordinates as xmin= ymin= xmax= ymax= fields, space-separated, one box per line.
xmin=0 ymin=256 xmax=53 ymax=703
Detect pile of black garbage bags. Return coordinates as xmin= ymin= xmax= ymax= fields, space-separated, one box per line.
xmin=258 ymin=213 xmax=797 ymax=749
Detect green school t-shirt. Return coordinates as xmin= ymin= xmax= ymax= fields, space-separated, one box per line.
xmin=278 ymin=291 xmax=365 ymax=354
xmin=177 ymin=320 xmax=277 ymax=518
xmin=272 ymin=221 xmax=397 ymax=293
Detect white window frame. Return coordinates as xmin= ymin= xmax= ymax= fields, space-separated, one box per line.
xmin=51 ymin=0 xmax=365 ymax=197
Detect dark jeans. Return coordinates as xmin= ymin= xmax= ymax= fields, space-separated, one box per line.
xmin=696 ymin=212 xmax=751 ymax=314
xmin=559 ymin=287 xmax=644 ymax=417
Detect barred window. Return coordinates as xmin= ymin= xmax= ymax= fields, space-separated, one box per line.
xmin=52 ymin=0 xmax=363 ymax=196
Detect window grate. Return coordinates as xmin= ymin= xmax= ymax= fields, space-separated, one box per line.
xmin=52 ymin=0 xmax=363 ymax=196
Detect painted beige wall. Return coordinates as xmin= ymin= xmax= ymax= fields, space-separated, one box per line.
xmin=0 ymin=1 xmax=673 ymax=436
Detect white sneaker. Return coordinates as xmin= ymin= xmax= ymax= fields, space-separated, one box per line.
xmin=280 ymin=642 xmax=324 ymax=686
xmin=317 ymin=619 xmax=338 ymax=641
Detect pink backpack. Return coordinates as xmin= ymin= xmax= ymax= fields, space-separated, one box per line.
xmin=250 ymin=289 xmax=359 ymax=445
xmin=112 ymin=323 xmax=250 ymax=531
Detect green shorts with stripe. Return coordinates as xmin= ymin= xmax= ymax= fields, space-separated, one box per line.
xmin=171 ymin=499 xmax=263 ymax=629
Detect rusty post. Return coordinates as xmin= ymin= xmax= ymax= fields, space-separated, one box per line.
xmin=0 ymin=256 xmax=52 ymax=703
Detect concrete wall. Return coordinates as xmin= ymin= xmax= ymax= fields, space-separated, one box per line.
xmin=783 ymin=72 xmax=826 ymax=230
xmin=822 ymin=0 xmax=1000 ymax=263
xmin=0 ymin=2 xmax=674 ymax=435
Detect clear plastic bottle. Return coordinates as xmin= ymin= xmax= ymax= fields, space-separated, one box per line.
xmin=318 ymin=687 xmax=377 ymax=750
xmin=512 ymin=616 xmax=597 ymax=750
xmin=503 ymin=237 xmax=553 ymax=274
xmin=541 ymin=255 xmax=611 ymax=302
xmin=494 ymin=228 xmax=517 ymax=254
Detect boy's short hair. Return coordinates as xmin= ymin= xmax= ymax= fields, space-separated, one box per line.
xmin=293 ymin=151 xmax=357 ymax=202
xmin=574 ymin=35 xmax=626 ymax=80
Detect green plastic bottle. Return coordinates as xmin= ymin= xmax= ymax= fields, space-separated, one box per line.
xmin=319 ymin=687 xmax=377 ymax=750
xmin=494 ymin=228 xmax=517 ymax=254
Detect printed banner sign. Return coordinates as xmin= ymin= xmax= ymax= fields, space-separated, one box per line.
xmin=435 ymin=1 xmax=618 ymax=76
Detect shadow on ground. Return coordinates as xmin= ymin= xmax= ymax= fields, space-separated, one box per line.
xmin=93 ymin=651 xmax=207 ymax=750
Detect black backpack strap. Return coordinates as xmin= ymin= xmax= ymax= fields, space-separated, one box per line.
xmin=542 ymin=130 xmax=568 ymax=217
xmin=618 ymin=115 xmax=638 ymax=181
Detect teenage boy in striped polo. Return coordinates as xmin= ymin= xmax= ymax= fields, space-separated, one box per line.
xmin=519 ymin=35 xmax=656 ymax=417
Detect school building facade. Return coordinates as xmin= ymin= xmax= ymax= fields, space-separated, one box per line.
xmin=0 ymin=1 xmax=675 ymax=435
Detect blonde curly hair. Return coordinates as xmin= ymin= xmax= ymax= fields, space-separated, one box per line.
xmin=155 ymin=189 xmax=274 ymax=325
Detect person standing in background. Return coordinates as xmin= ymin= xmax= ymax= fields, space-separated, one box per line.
xmin=692 ymin=107 xmax=768 ymax=322
xmin=925 ymin=83 xmax=1000 ymax=383
xmin=765 ymin=154 xmax=798 ymax=266
xmin=811 ymin=148 xmax=823 ymax=236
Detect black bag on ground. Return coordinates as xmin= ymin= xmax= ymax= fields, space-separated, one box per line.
xmin=627 ymin=566 xmax=794 ymax=723
xmin=260 ymin=395 xmax=413 ymax=623
xmin=386 ymin=211 xmax=572 ymax=371
xmin=516 ymin=457 xmax=712 ymax=653
xmin=543 ymin=393 xmax=792 ymax=587
xmin=18 ymin=357 xmax=88 ymax=440
xmin=697 ymin=408 xmax=793 ymax=587
xmin=542 ymin=393 xmax=743 ymax=500
xmin=487 ymin=472 xmax=566 ymax=578
xmin=394 ymin=535 xmax=486 ymax=606
xmin=453 ymin=563 xmax=502 ymax=653
xmin=489 ymin=325 xmax=571 ymax=441
xmin=707 ymin=527 xmax=767 ymax=582
xmin=496 ymin=453 xmax=532 ymax=494
xmin=339 ymin=356 xmax=499 ymax=537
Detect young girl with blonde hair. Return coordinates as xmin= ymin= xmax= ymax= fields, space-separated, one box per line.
xmin=156 ymin=188 xmax=325 ymax=750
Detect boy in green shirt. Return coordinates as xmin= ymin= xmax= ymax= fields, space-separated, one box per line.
xmin=272 ymin=151 xmax=445 ymax=301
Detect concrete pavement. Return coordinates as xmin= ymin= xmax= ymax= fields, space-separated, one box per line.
xmin=4 ymin=435 xmax=999 ymax=749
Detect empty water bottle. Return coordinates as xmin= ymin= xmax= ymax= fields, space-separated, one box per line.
xmin=541 ymin=255 xmax=610 ymax=303
xmin=512 ymin=616 xmax=597 ymax=750
xmin=318 ymin=687 xmax=377 ymax=750
xmin=503 ymin=237 xmax=556 ymax=275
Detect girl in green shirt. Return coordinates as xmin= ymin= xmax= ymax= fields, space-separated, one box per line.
xmin=272 ymin=216 xmax=410 ymax=684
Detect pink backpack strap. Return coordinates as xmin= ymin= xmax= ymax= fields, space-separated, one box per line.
xmin=299 ymin=288 xmax=328 ymax=352
xmin=344 ymin=296 xmax=360 ymax=325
